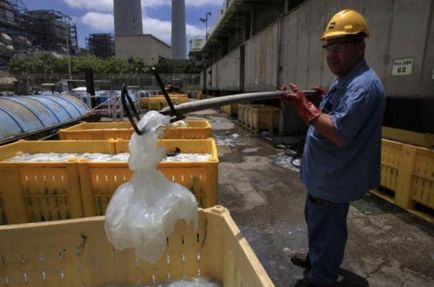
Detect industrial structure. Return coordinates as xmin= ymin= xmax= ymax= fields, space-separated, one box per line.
xmin=24 ymin=10 xmax=78 ymax=54
xmin=113 ymin=0 xmax=172 ymax=65
xmin=87 ymin=33 xmax=115 ymax=58
xmin=171 ymin=0 xmax=187 ymax=60
xmin=113 ymin=0 xmax=143 ymax=36
xmin=197 ymin=0 xmax=434 ymax=134
xmin=115 ymin=35 xmax=171 ymax=65
xmin=0 ymin=0 xmax=78 ymax=67
xmin=188 ymin=37 xmax=206 ymax=70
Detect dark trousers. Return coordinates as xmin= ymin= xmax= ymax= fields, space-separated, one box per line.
xmin=305 ymin=194 xmax=350 ymax=286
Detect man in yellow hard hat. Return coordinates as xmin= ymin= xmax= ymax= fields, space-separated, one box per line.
xmin=281 ymin=9 xmax=386 ymax=286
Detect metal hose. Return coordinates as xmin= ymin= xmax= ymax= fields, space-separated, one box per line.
xmin=159 ymin=90 xmax=318 ymax=115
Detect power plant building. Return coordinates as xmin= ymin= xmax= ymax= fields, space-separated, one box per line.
xmin=113 ymin=0 xmax=172 ymax=64
xmin=115 ymin=34 xmax=171 ymax=65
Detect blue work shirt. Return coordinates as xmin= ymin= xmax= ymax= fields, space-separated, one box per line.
xmin=301 ymin=59 xmax=386 ymax=202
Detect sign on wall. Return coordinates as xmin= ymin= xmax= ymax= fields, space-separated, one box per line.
xmin=392 ymin=57 xmax=413 ymax=76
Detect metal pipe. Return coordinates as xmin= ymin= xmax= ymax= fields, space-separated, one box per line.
xmin=159 ymin=90 xmax=318 ymax=115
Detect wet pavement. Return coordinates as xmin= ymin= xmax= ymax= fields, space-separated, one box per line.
xmin=188 ymin=109 xmax=434 ymax=287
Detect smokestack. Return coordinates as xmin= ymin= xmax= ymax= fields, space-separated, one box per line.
xmin=171 ymin=0 xmax=187 ymax=60
xmin=114 ymin=0 xmax=143 ymax=36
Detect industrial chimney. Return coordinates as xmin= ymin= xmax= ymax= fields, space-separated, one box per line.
xmin=171 ymin=0 xmax=187 ymax=60
xmin=114 ymin=0 xmax=143 ymax=36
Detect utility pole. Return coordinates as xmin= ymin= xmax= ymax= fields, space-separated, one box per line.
xmin=199 ymin=12 xmax=212 ymax=39
xmin=65 ymin=26 xmax=72 ymax=79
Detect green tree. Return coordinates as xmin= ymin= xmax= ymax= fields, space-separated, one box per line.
xmin=7 ymin=57 xmax=31 ymax=78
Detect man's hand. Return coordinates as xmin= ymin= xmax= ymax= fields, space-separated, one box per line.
xmin=281 ymin=83 xmax=322 ymax=124
xmin=281 ymin=83 xmax=303 ymax=104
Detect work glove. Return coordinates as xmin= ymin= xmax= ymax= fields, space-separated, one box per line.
xmin=281 ymin=83 xmax=321 ymax=124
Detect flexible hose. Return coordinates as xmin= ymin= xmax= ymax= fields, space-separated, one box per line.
xmin=159 ymin=90 xmax=317 ymax=115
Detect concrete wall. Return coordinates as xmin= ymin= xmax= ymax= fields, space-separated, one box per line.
xmin=204 ymin=0 xmax=434 ymax=98
xmin=244 ymin=23 xmax=279 ymax=91
xmin=115 ymin=35 xmax=171 ymax=65
xmin=206 ymin=48 xmax=240 ymax=91
xmin=217 ymin=48 xmax=240 ymax=90
xmin=252 ymin=4 xmax=283 ymax=35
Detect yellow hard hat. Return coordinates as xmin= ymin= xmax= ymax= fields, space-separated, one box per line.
xmin=321 ymin=9 xmax=369 ymax=41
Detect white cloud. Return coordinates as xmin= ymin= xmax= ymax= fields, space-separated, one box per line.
xmin=67 ymin=0 xmax=222 ymax=10
xmin=65 ymin=0 xmax=113 ymax=12
xmin=142 ymin=17 xmax=205 ymax=44
xmin=142 ymin=0 xmax=222 ymax=7
xmin=80 ymin=11 xmax=205 ymax=44
xmin=186 ymin=24 xmax=205 ymax=39
xmin=186 ymin=0 xmax=223 ymax=7
xmin=142 ymin=17 xmax=171 ymax=43
xmin=81 ymin=12 xmax=114 ymax=32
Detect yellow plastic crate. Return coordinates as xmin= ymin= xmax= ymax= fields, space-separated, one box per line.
xmin=249 ymin=105 xmax=280 ymax=134
xmin=59 ymin=119 xmax=213 ymax=140
xmin=382 ymin=126 xmax=434 ymax=148
xmin=59 ymin=121 xmax=132 ymax=140
xmin=164 ymin=119 xmax=213 ymax=139
xmin=159 ymin=93 xmax=189 ymax=100
xmin=379 ymin=139 xmax=402 ymax=193
xmin=161 ymin=97 xmax=189 ymax=107
xmin=238 ymin=104 xmax=251 ymax=127
xmin=141 ymin=96 xmax=189 ymax=110
xmin=0 ymin=194 xmax=6 ymax=225
xmin=79 ymin=138 xmax=219 ymax=217
xmin=0 ymin=140 xmax=116 ymax=224
xmin=0 ymin=206 xmax=274 ymax=287
xmin=238 ymin=105 xmax=280 ymax=134
xmin=221 ymin=103 xmax=239 ymax=116
xmin=0 ymin=139 xmax=218 ymax=224
xmin=371 ymin=139 xmax=434 ymax=223
xmin=411 ymin=147 xmax=434 ymax=209
xmin=140 ymin=97 xmax=164 ymax=110
xmin=170 ymin=93 xmax=189 ymax=98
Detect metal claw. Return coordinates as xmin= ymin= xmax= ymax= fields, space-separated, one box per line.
xmin=152 ymin=67 xmax=185 ymax=123
xmin=120 ymin=84 xmax=143 ymax=135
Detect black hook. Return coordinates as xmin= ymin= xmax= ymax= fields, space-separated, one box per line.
xmin=152 ymin=67 xmax=185 ymax=123
xmin=121 ymin=84 xmax=143 ymax=135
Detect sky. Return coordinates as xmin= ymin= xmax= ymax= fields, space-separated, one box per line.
xmin=20 ymin=0 xmax=223 ymax=49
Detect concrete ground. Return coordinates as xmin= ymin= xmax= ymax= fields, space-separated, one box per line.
xmin=189 ymin=109 xmax=434 ymax=287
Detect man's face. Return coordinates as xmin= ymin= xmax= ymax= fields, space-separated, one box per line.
xmin=324 ymin=38 xmax=365 ymax=78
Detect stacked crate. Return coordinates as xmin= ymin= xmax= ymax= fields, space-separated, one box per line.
xmin=238 ymin=104 xmax=280 ymax=134
xmin=0 ymin=117 xmax=274 ymax=286
xmin=140 ymin=94 xmax=189 ymax=110
xmin=59 ymin=119 xmax=213 ymax=140
xmin=371 ymin=138 xmax=434 ymax=223
xmin=0 ymin=138 xmax=218 ymax=224
xmin=221 ymin=103 xmax=239 ymax=116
